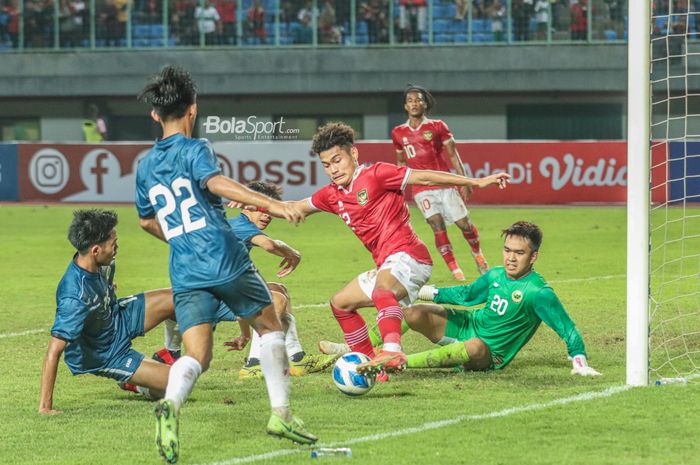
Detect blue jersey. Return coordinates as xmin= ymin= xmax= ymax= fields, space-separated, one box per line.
xmin=135 ymin=134 xmax=252 ymax=291
xmin=228 ymin=214 xmax=266 ymax=252
xmin=51 ymin=258 xmax=126 ymax=374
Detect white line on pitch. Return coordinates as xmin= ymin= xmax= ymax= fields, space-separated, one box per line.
xmin=196 ymin=385 xmax=633 ymax=465
xmin=0 ymin=328 xmax=46 ymax=339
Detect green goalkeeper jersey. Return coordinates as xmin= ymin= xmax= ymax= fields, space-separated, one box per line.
xmin=434 ymin=266 xmax=586 ymax=369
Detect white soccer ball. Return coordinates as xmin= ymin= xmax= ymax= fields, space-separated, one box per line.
xmin=332 ymin=352 xmax=375 ymax=396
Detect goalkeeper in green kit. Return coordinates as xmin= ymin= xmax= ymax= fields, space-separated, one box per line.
xmin=320 ymin=221 xmax=601 ymax=376
xmin=405 ymin=221 xmax=601 ymax=375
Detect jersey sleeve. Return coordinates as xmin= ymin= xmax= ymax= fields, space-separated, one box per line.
xmin=434 ymin=273 xmax=490 ymax=307
xmin=391 ymin=128 xmax=403 ymax=152
xmin=534 ymin=288 xmax=587 ymax=358
xmin=373 ymin=162 xmax=411 ymax=192
xmin=192 ymin=140 xmax=222 ymax=190
xmin=50 ymin=297 xmax=88 ymax=342
xmin=309 ymin=187 xmax=335 ymax=213
xmin=437 ymin=120 xmax=455 ymax=145
xmin=135 ymin=161 xmax=155 ymax=218
xmin=229 ymin=217 xmax=266 ymax=244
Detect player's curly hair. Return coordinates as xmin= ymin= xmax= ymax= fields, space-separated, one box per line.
xmin=501 ymin=221 xmax=543 ymax=251
xmin=403 ymin=84 xmax=436 ymax=113
xmin=68 ymin=209 xmax=118 ymax=254
xmin=247 ymin=181 xmax=283 ymax=201
xmin=311 ymin=122 xmax=355 ymax=155
xmin=137 ymin=65 xmax=197 ymax=121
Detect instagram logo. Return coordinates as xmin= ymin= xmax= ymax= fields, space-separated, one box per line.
xmin=29 ymin=149 xmax=70 ymax=194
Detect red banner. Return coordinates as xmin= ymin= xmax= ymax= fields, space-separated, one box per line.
xmin=14 ymin=140 xmax=665 ymax=204
xmin=357 ymin=141 xmax=633 ymax=204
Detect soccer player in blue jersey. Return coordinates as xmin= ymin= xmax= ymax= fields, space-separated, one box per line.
xmin=224 ymin=181 xmax=338 ymax=379
xmin=38 ymin=209 xmax=178 ymax=415
xmin=136 ymin=65 xmax=314 ymax=463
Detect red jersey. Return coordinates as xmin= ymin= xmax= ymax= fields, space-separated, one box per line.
xmin=391 ymin=118 xmax=455 ymax=195
xmin=309 ymin=163 xmax=432 ymax=267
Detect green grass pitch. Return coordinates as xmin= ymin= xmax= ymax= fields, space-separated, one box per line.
xmin=1 ymin=204 xmax=699 ymax=465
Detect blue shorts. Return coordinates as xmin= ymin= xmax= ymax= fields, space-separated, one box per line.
xmin=90 ymin=294 xmax=146 ymax=382
xmin=174 ymin=267 xmax=272 ymax=334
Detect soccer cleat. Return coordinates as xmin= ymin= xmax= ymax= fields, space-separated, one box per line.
xmin=472 ymin=251 xmax=489 ymax=275
xmin=375 ymin=370 xmax=390 ymax=383
xmin=356 ymin=350 xmax=407 ymax=375
xmin=238 ymin=364 xmax=263 ymax=380
xmin=155 ymin=399 xmax=179 ymax=464
xmin=290 ymin=353 xmax=340 ymax=376
xmin=318 ymin=340 xmax=351 ymax=356
xmin=153 ymin=348 xmax=181 ymax=366
xmin=266 ymin=412 xmax=318 ymax=445
xmin=451 ymin=268 xmax=466 ymax=281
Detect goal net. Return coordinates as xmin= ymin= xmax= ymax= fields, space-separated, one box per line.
xmin=647 ymin=2 xmax=700 ymax=382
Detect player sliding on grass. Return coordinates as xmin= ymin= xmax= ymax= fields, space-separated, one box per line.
xmin=39 ymin=210 xmax=178 ymax=414
xmin=136 ymin=65 xmax=315 ymax=464
xmin=394 ymin=85 xmax=489 ymax=280
xmin=287 ymin=122 xmax=509 ymax=379
xmin=322 ymin=221 xmax=601 ymax=376
xmin=224 ymin=181 xmax=338 ymax=379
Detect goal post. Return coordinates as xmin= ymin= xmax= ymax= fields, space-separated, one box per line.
xmin=626 ymin=0 xmax=651 ymax=386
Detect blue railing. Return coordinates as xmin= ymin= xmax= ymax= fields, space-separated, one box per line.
xmin=0 ymin=0 xmax=629 ymax=51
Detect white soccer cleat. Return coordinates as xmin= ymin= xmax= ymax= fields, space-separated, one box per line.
xmin=318 ymin=340 xmax=351 ymax=356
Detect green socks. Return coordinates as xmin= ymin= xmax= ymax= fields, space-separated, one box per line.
xmin=406 ymin=342 xmax=470 ymax=368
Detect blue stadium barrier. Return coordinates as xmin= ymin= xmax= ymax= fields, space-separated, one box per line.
xmin=150 ymin=24 xmax=164 ymax=37
xmin=669 ymin=142 xmax=700 ymax=203
xmin=133 ymin=24 xmax=151 ymax=39
xmin=357 ymin=21 xmax=368 ymax=34
xmin=454 ymin=33 xmax=468 ymax=43
xmin=604 ymin=30 xmax=617 ymax=41
xmin=0 ymin=144 xmax=18 ymax=201
xmin=472 ymin=19 xmax=486 ymax=33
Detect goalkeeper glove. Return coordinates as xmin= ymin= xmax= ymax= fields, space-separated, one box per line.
xmin=571 ymin=354 xmax=602 ymax=376
xmin=418 ymin=285 xmax=438 ymax=301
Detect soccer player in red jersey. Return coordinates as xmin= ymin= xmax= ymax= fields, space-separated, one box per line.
xmin=290 ymin=122 xmax=509 ymax=376
xmin=392 ymin=85 xmax=489 ymax=280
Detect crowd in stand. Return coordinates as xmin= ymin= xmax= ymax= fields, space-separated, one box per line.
xmin=0 ymin=0 xmax=666 ymax=49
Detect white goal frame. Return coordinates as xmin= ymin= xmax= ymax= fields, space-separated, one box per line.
xmin=626 ymin=1 xmax=651 ymax=386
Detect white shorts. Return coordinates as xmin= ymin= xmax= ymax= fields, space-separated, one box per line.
xmin=357 ymin=252 xmax=433 ymax=307
xmin=414 ymin=188 xmax=469 ymax=225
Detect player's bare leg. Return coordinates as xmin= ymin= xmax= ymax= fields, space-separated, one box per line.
xmin=357 ymin=270 xmax=410 ymax=375
xmin=142 ymin=289 xmax=176 ymax=332
xmin=426 ymin=214 xmax=465 ymax=281
xmin=127 ymin=358 xmax=170 ymax=399
xmin=240 ymin=286 xmax=288 ymax=380
xmin=454 ymin=216 xmax=489 ymax=275
xmin=248 ymin=304 xmax=317 ymax=445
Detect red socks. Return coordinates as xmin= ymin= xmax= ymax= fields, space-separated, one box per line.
xmin=434 ymin=230 xmax=460 ymax=272
xmin=331 ymin=303 xmax=374 ymax=357
xmin=462 ymin=224 xmax=481 ymax=254
xmin=372 ymin=288 xmax=403 ymax=349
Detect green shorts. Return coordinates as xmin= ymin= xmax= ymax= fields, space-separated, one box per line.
xmin=444 ymin=308 xmax=478 ymax=342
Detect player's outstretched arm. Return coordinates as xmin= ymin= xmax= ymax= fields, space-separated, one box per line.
xmin=39 ymin=336 xmax=67 ymax=414
xmin=250 ymin=235 xmax=302 ymax=277
xmin=208 ymin=175 xmax=305 ymax=225
xmin=224 ymin=321 xmax=251 ymax=351
xmin=534 ymin=289 xmax=602 ymax=377
xmin=407 ymin=169 xmax=510 ymax=190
